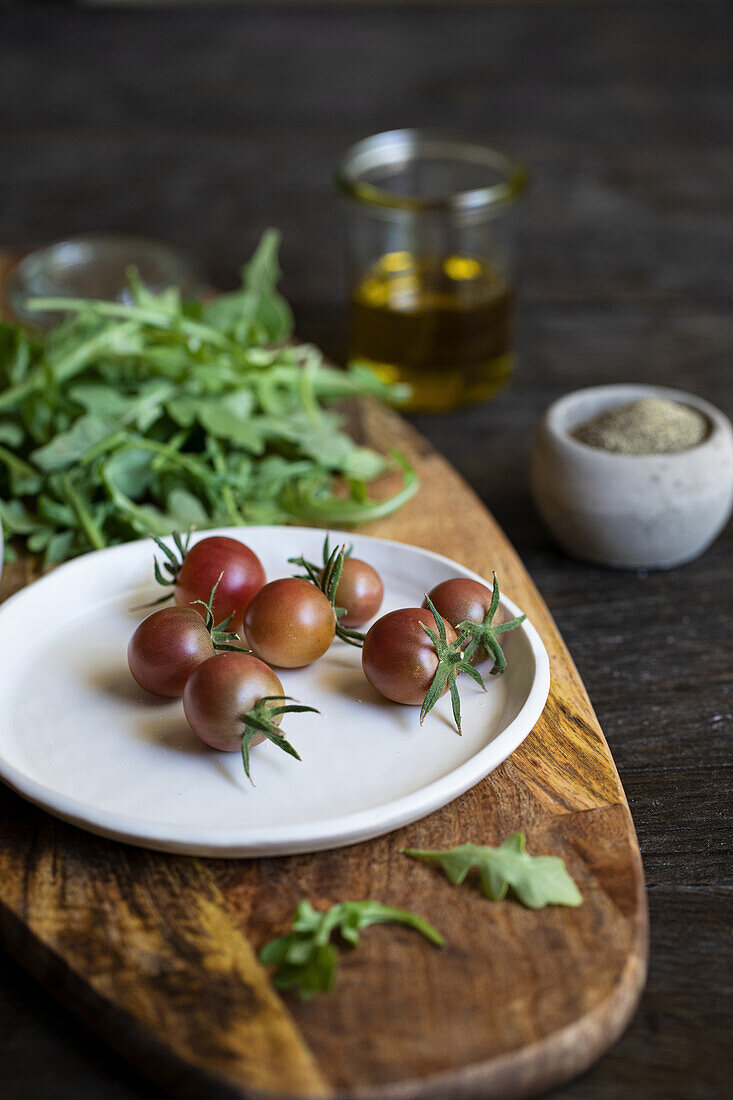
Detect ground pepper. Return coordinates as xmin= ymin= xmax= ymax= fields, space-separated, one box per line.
xmin=572 ymin=396 xmax=708 ymax=455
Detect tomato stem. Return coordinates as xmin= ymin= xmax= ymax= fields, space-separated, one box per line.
xmin=190 ymin=574 xmax=250 ymax=653
xmin=455 ymin=574 xmax=526 ymax=675
xmin=151 ymin=528 xmax=193 ymax=589
xmin=419 ymin=595 xmax=486 ymax=733
xmin=239 ymin=695 xmax=319 ymax=783
xmin=289 ymin=535 xmax=366 ymax=648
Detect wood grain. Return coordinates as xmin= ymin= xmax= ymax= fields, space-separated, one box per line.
xmin=0 ymin=736 xmax=328 ymax=1099
xmin=0 ymin=265 xmax=647 ymax=1096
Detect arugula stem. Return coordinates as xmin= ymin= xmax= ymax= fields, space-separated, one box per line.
xmin=127 ymin=437 xmax=222 ymax=484
xmin=26 ymin=298 xmax=236 ymax=353
xmin=79 ymin=431 xmax=131 ymax=465
xmin=99 ymin=466 xmax=173 ymax=537
xmin=52 ymin=321 xmax=140 ymax=383
xmin=58 ymin=473 xmax=106 ymax=550
xmin=0 ymin=373 xmax=41 ymax=413
xmin=298 ymin=354 xmax=323 ymax=427
xmin=355 ymin=905 xmax=446 ymax=946
xmin=207 ymin=438 xmax=245 ymax=525
xmin=281 ymin=449 xmax=419 ymax=525
xmin=268 ymin=363 xmax=408 ymax=404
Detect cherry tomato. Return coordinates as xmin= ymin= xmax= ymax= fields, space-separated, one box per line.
xmin=424 ymin=578 xmax=509 ymax=665
xmin=330 ymin=557 xmax=384 ymax=628
xmin=128 ymin=606 xmax=214 ymax=697
xmin=183 ymin=652 xmax=284 ymax=752
xmin=175 ymin=536 xmax=266 ymax=632
xmin=362 ymin=607 xmax=458 ymax=705
xmin=244 ymin=578 xmax=335 ymax=668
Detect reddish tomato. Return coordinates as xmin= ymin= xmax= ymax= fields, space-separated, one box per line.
xmin=128 ymin=606 xmax=214 ymax=697
xmin=362 ymin=607 xmax=458 ymax=705
xmin=183 ymin=652 xmax=284 ymax=752
xmin=175 ymin=536 xmax=265 ymax=631
xmin=424 ymin=578 xmax=511 ymax=665
xmin=244 ymin=578 xmax=335 ymax=668
xmin=331 ymin=557 xmax=384 ymax=628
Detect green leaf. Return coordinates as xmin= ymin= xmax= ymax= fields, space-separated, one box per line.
xmin=290 ymin=900 xmax=325 ymax=935
xmin=402 ymin=833 xmax=582 ymax=909
xmin=0 ymin=421 xmax=25 ymax=447
xmin=165 ymin=488 xmax=210 ymax=528
xmin=126 ymin=269 xmax=183 ymax=317
xmin=44 ymin=529 xmax=76 ymax=563
xmin=0 ymin=499 xmax=48 ymax=536
xmin=196 ymin=392 xmax=265 ymax=452
xmin=102 ymin=447 xmax=155 ymax=498
xmin=259 ymin=899 xmax=443 ymax=1000
xmin=70 ymin=380 xmax=174 ymax=432
xmin=340 ymin=446 xmax=387 ymax=482
xmin=202 ymin=229 xmax=293 ymax=344
xmin=166 ymin=394 xmax=199 ymax=427
xmin=31 ymin=415 xmax=112 ymax=472
xmin=279 ymin=450 xmax=419 ymax=526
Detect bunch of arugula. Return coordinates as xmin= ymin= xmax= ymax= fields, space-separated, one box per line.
xmin=0 ymin=230 xmax=417 ymax=564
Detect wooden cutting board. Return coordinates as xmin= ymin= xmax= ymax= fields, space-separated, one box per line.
xmin=0 ymin=253 xmax=647 ymax=1100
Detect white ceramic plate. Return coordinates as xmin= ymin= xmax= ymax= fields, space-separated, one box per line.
xmin=0 ymin=527 xmax=549 ymax=857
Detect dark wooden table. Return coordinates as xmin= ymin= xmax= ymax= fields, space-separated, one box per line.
xmin=1 ymin=2 xmax=730 ymax=1098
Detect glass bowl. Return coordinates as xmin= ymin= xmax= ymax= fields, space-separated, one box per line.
xmin=7 ymin=234 xmax=206 ymax=329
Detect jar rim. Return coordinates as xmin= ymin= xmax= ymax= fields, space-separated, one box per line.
xmin=334 ymin=129 xmax=529 ymax=213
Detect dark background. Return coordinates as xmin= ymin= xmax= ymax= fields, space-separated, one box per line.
xmin=1 ymin=2 xmax=731 ymax=1098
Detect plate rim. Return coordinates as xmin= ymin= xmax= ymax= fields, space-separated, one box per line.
xmin=0 ymin=526 xmax=550 ymax=857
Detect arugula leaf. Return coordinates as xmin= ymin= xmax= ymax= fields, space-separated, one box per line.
xmin=31 ymin=415 xmax=113 ymax=472
xmin=69 ymin=380 xmax=174 ymax=433
xmin=201 ymin=228 xmax=293 ymax=344
xmin=102 ymin=447 xmax=156 ymax=498
xmin=164 ymin=487 xmax=211 ymax=528
xmin=0 ymin=421 xmax=25 ymax=447
xmin=402 ymin=833 xmax=582 ymax=909
xmin=195 ymin=393 xmax=266 ymax=452
xmin=259 ymin=899 xmax=444 ymax=1000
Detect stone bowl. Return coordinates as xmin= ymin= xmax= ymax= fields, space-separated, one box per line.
xmin=530 ymin=383 xmax=733 ymax=570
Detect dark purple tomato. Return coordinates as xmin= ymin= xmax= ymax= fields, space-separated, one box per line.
xmin=244 ymin=578 xmax=336 ymax=668
xmin=128 ymin=606 xmax=215 ymax=697
xmin=330 ymin=557 xmax=384 ymax=628
xmin=175 ymin=536 xmax=266 ymax=632
xmin=424 ymin=578 xmax=509 ymax=664
xmin=362 ymin=607 xmax=458 ymax=705
xmin=183 ymin=651 xmax=284 ymax=752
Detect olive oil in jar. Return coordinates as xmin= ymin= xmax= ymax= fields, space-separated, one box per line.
xmin=349 ymin=251 xmax=515 ymax=413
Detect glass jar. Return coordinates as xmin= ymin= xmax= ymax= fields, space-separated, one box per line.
xmin=335 ymin=130 xmax=528 ymax=414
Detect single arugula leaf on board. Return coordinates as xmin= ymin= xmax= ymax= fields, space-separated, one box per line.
xmin=259 ymin=899 xmax=444 ymax=1000
xmin=402 ymin=833 xmax=582 ymax=910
